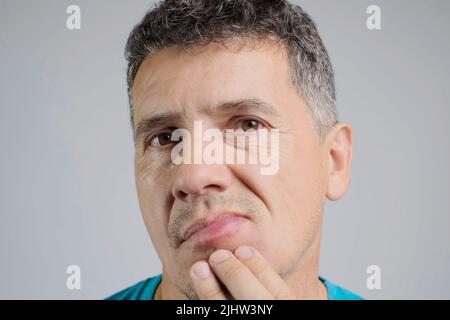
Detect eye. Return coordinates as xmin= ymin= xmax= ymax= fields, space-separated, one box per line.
xmin=236 ymin=118 xmax=261 ymax=132
xmin=148 ymin=131 xmax=174 ymax=148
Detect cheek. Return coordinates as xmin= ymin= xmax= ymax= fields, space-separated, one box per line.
xmin=228 ymin=164 xmax=274 ymax=213
xmin=137 ymin=182 xmax=165 ymax=237
xmin=136 ymin=148 xmax=174 ymax=175
xmin=265 ymin=133 xmax=326 ymax=235
xmin=227 ymin=131 xmax=325 ymax=222
xmin=282 ymin=122 xmax=325 ymax=199
xmin=135 ymin=162 xmax=174 ymax=260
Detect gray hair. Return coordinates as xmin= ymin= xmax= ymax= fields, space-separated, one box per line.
xmin=125 ymin=0 xmax=338 ymax=143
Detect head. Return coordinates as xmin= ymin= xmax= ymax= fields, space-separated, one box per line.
xmin=126 ymin=0 xmax=352 ymax=299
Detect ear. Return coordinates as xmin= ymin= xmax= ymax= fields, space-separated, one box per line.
xmin=325 ymin=122 xmax=353 ymax=201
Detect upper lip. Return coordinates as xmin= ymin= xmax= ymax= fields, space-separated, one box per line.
xmin=181 ymin=212 xmax=248 ymax=243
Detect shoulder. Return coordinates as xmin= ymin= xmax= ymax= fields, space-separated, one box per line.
xmin=319 ymin=276 xmax=365 ymax=300
xmin=105 ymin=273 xmax=163 ymax=300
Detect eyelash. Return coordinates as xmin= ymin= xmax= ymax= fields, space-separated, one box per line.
xmin=143 ymin=117 xmax=271 ymax=151
xmin=144 ymin=129 xmax=176 ymax=150
xmin=229 ymin=116 xmax=270 ymax=131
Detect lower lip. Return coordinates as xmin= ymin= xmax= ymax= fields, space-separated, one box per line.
xmin=187 ymin=216 xmax=247 ymax=246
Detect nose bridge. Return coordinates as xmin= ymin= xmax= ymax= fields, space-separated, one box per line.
xmin=171 ymin=112 xmax=233 ymax=199
xmin=172 ymin=116 xmax=217 ymax=164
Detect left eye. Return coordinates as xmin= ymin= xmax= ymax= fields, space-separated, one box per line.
xmin=236 ymin=119 xmax=261 ymax=132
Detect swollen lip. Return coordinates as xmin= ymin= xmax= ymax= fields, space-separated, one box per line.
xmin=186 ymin=216 xmax=247 ymax=246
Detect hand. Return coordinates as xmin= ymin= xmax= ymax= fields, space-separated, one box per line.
xmin=189 ymin=245 xmax=296 ymax=300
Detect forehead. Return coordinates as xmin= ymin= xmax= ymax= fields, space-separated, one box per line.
xmin=132 ymin=40 xmax=294 ymax=122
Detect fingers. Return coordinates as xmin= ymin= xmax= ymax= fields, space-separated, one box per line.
xmin=234 ymin=246 xmax=295 ymax=300
xmin=190 ymin=246 xmax=296 ymax=300
xmin=190 ymin=260 xmax=227 ymax=300
xmin=207 ymin=249 xmax=273 ymax=300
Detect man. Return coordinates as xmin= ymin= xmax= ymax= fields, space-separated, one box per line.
xmin=108 ymin=0 xmax=362 ymax=300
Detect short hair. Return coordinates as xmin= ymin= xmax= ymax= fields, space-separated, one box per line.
xmin=125 ymin=0 xmax=338 ymax=143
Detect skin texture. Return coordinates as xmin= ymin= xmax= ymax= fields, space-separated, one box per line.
xmin=132 ymin=39 xmax=353 ymax=300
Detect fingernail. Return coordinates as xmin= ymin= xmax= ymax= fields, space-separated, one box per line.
xmin=235 ymin=246 xmax=253 ymax=260
xmin=210 ymin=250 xmax=231 ymax=263
xmin=192 ymin=261 xmax=211 ymax=279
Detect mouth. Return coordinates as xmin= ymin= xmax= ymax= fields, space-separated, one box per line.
xmin=182 ymin=213 xmax=249 ymax=246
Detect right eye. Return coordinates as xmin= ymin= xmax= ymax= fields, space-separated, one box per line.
xmin=148 ymin=131 xmax=174 ymax=148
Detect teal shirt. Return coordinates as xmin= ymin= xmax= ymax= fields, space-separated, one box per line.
xmin=106 ymin=274 xmax=364 ymax=300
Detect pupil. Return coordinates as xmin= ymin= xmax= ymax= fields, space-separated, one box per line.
xmin=246 ymin=120 xmax=257 ymax=130
xmin=160 ymin=134 xmax=171 ymax=144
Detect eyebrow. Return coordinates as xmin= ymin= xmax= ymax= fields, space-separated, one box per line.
xmin=133 ymin=98 xmax=281 ymax=143
xmin=134 ymin=113 xmax=182 ymax=143
xmin=202 ymin=98 xmax=281 ymax=119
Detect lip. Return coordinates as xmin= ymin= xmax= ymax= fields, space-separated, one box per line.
xmin=182 ymin=213 xmax=248 ymax=245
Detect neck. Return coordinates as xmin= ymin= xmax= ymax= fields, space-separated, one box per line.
xmin=281 ymin=231 xmax=327 ymax=300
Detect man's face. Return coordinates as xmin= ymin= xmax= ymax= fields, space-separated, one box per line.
xmin=132 ymin=40 xmax=330 ymax=297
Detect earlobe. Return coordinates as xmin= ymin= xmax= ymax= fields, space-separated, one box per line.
xmin=325 ymin=123 xmax=353 ymax=201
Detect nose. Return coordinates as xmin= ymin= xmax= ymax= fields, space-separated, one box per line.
xmin=172 ymin=163 xmax=233 ymax=201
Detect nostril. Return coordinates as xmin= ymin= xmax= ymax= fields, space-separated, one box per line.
xmin=175 ymin=189 xmax=188 ymax=200
xmin=171 ymin=164 xmax=233 ymax=200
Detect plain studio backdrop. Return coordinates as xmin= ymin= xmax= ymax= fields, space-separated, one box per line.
xmin=1 ymin=0 xmax=449 ymax=299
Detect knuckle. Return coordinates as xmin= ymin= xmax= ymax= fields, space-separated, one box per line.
xmin=222 ymin=265 xmax=245 ymax=280
xmin=253 ymin=263 xmax=271 ymax=280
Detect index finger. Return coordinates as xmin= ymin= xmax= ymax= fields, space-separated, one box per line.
xmin=190 ymin=260 xmax=228 ymax=300
xmin=208 ymin=249 xmax=273 ymax=300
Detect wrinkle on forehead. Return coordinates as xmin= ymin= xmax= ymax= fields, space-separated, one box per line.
xmin=131 ymin=38 xmax=292 ymax=123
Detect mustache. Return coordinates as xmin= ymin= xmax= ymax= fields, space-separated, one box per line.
xmin=168 ymin=193 xmax=263 ymax=249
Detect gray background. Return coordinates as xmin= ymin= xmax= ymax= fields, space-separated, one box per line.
xmin=1 ymin=0 xmax=449 ymax=299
